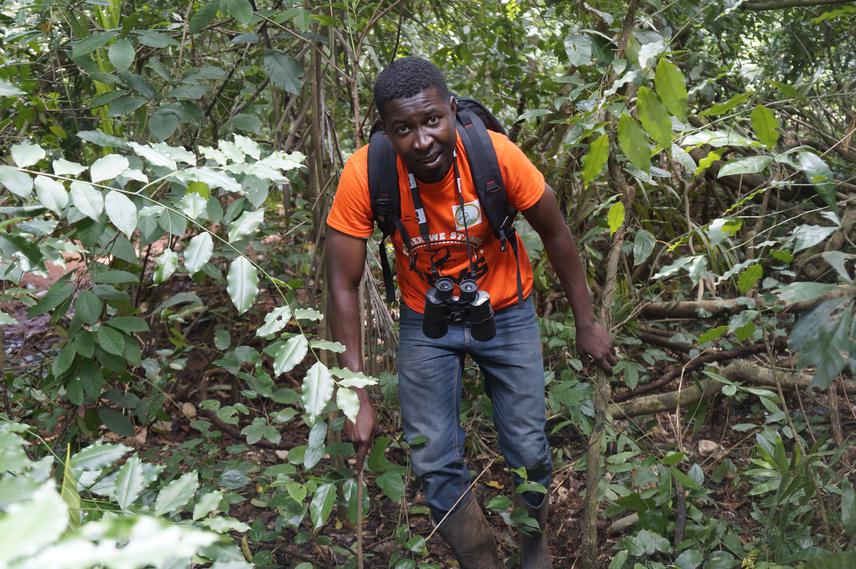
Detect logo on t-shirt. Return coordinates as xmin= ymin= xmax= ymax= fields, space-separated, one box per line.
xmin=452 ymin=199 xmax=482 ymax=230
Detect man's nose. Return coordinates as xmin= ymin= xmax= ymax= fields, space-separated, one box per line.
xmin=413 ymin=128 xmax=431 ymax=152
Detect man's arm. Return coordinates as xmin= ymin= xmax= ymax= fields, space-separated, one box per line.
xmin=326 ymin=227 xmax=377 ymax=468
xmin=521 ymin=185 xmax=617 ymax=372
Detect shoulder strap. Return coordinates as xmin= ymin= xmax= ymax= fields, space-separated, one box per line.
xmin=368 ymin=130 xmax=403 ymax=303
xmin=456 ymin=109 xmax=524 ymax=304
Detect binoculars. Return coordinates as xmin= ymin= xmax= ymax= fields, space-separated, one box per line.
xmin=422 ymin=277 xmax=496 ymax=341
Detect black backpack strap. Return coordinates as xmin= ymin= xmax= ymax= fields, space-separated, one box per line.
xmin=456 ymin=110 xmax=524 ymax=305
xmin=368 ymin=130 xmax=403 ymax=303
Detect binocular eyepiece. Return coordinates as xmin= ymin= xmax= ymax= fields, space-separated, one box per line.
xmin=423 ymin=277 xmax=496 ymax=341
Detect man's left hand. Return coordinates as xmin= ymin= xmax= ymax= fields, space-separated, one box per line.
xmin=576 ymin=321 xmax=617 ymax=373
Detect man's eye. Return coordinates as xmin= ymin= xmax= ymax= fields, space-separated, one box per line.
xmin=427 ymin=115 xmax=440 ymax=125
xmin=396 ymin=126 xmax=410 ymax=135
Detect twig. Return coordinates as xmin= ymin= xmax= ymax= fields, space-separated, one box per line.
xmin=424 ymin=456 xmax=498 ymax=543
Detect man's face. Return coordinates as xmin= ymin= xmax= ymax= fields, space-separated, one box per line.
xmin=380 ymin=87 xmax=457 ymax=184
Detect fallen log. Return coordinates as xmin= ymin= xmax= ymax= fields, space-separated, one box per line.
xmin=639 ymin=285 xmax=853 ymax=319
xmin=609 ymin=378 xmax=722 ymax=417
xmin=719 ymin=360 xmax=856 ymax=394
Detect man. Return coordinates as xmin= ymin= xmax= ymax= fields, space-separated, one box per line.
xmin=326 ymin=57 xmax=615 ymax=568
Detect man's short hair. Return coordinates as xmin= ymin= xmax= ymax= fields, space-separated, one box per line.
xmin=373 ymin=56 xmax=450 ymax=118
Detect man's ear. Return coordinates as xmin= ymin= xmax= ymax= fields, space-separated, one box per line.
xmin=449 ymin=95 xmax=457 ymax=115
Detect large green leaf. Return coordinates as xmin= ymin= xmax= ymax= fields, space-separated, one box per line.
xmin=0 ymin=484 xmax=68 ymax=564
xmin=637 ymin=87 xmax=672 ymax=148
xmin=226 ymin=0 xmax=253 ymax=24
xmin=654 ymin=58 xmax=688 ymax=121
xmin=115 ymin=455 xmax=145 ymax=511
xmin=192 ymin=490 xmax=224 ymax=521
xmin=190 ymin=0 xmax=221 ymax=33
xmin=0 ymin=78 xmax=25 ymax=97
xmin=633 ymin=229 xmax=655 ymax=266
xmin=71 ymin=31 xmax=119 ymax=58
xmin=699 ymin=91 xmax=752 ymax=118
xmin=273 ymin=335 xmax=309 ymax=376
xmin=149 ymin=110 xmax=180 ymax=142
xmin=263 ymin=50 xmax=303 ymax=94
xmin=228 ymin=209 xmax=264 ymax=242
xmin=336 ymin=387 xmax=360 ymax=423
xmin=90 ymin=154 xmax=129 ymax=183
xmin=226 ymin=256 xmax=258 ymax=314
xmin=797 ymin=151 xmax=836 ymax=207
xmin=108 ymin=38 xmax=135 ymax=72
xmin=34 ymin=175 xmax=68 ymax=215
xmin=154 ymin=248 xmax=179 ymax=283
xmin=607 ymin=202 xmax=625 ymax=236
xmin=70 ymin=181 xmax=104 ymax=220
xmin=60 ymin=446 xmax=82 ymax=530
xmin=75 ymin=290 xmax=102 ymax=325
xmin=155 ymin=471 xmax=199 ymax=516
xmin=104 ymin=190 xmax=138 ymax=239
xmin=563 ymin=33 xmax=592 ymax=66
xmin=717 ymin=156 xmax=772 ymax=178
xmin=310 ymin=483 xmax=336 ymax=529
xmin=750 ymin=104 xmax=779 ymax=149
xmin=184 ymin=232 xmax=214 ymax=274
xmin=617 ymin=114 xmax=650 ymax=172
xmin=71 ymin=441 xmax=132 ymax=472
xmin=0 ymin=166 xmax=34 ymax=198
xmin=808 ymin=307 xmax=851 ymax=389
xmin=302 ymin=362 xmax=334 ymax=425
xmin=581 ymin=133 xmax=609 ymax=187
xmin=257 ymin=305 xmax=292 ymax=337
xmin=11 ymin=142 xmax=46 ymax=168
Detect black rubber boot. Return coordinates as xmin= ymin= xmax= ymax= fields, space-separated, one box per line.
xmin=435 ymin=492 xmax=502 ymax=569
xmin=514 ymin=493 xmax=553 ymax=569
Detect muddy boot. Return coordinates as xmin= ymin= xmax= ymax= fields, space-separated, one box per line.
xmin=514 ymin=493 xmax=552 ymax=569
xmin=435 ymin=492 xmax=502 ymax=569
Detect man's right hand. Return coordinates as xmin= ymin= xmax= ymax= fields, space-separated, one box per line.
xmin=344 ymin=389 xmax=377 ymax=472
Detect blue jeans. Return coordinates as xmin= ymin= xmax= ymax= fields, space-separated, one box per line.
xmin=398 ymin=297 xmax=552 ymax=520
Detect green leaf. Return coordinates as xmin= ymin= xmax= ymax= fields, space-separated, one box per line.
xmin=0 ymin=166 xmax=34 ymax=198
xmin=274 ymin=335 xmax=309 ymax=376
xmin=184 ymin=232 xmax=214 ymax=274
xmin=71 ymin=31 xmax=119 ymax=58
xmin=241 ymin=418 xmax=281 ymax=445
xmin=654 ymin=58 xmax=688 ymax=121
xmin=155 ymin=471 xmax=199 ymax=516
xmin=632 ymin=229 xmax=655 ymax=266
xmin=149 ymin=110 xmax=180 ymax=142
xmin=106 ymin=316 xmax=149 ymax=333
xmin=809 ymin=308 xmax=851 ymax=389
xmin=286 ymin=481 xmax=307 ymax=503
xmin=717 ymin=156 xmax=772 ymax=178
xmin=608 ymin=550 xmax=629 ymax=569
xmin=108 ymin=95 xmax=148 ymax=117
xmin=792 ymin=224 xmax=837 ymax=253
xmin=134 ymin=30 xmax=179 ymax=48
xmin=737 ymin=264 xmax=763 ymax=294
xmin=226 ymin=256 xmax=258 ymax=314
xmin=675 ymin=548 xmax=703 ymax=569
xmin=154 ymin=248 xmax=179 ymax=283
xmin=226 ymin=0 xmax=254 ymax=24
xmin=699 ymin=91 xmax=752 ymax=118
xmin=377 ymin=470 xmax=405 ymax=502
xmin=104 ymin=190 xmax=138 ymax=239
xmin=70 ymin=181 xmax=104 ymax=220
xmin=263 ymin=50 xmax=303 ymax=94
xmin=75 ymin=291 xmax=103 ymax=325
xmin=28 ymin=280 xmax=73 ymax=317
xmin=71 ymin=441 xmax=131 ymax=471
xmin=607 ymin=202 xmax=625 ymax=236
xmin=192 ymin=490 xmax=224 ymax=520
xmin=563 ymin=33 xmax=592 ymax=66
xmin=0 ymin=78 xmax=25 ymax=97
xmin=90 ymin=154 xmax=129 ymax=183
xmin=0 ymin=484 xmax=68 ymax=563
xmin=228 ymin=209 xmax=264 ymax=242
xmin=336 ymin=387 xmax=360 ymax=423
xmin=98 ymin=408 xmax=135 ymax=436
xmin=34 ymin=176 xmax=68 ymax=215
xmin=637 ymin=86 xmax=672 ymax=148
xmin=96 ymin=325 xmax=126 ymax=355
xmin=108 ymin=38 xmax=135 ymax=72
xmin=581 ymin=133 xmax=609 ymax=188
xmin=302 ymin=362 xmax=334 ymax=425
xmin=190 ymin=0 xmax=221 ymax=33
xmin=11 ymin=142 xmax=46 ymax=168
xmin=751 ymin=105 xmax=779 ymax=149
xmin=310 ymin=482 xmax=336 ymax=529
xmin=797 ymin=151 xmax=836 ymax=207
xmin=617 ymin=114 xmax=651 ymax=172
xmin=842 ymin=483 xmax=856 ymax=536
xmin=92 ymin=270 xmax=139 ymax=284
xmin=698 ymin=325 xmax=727 ymax=344
xmin=257 ymin=306 xmax=292 ymax=337
xmin=115 ymin=455 xmax=145 ymax=511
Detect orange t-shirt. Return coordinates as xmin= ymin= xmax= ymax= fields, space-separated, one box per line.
xmin=327 ymin=130 xmax=545 ymax=313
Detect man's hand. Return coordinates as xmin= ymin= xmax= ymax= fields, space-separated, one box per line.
xmin=576 ymin=321 xmax=617 ymax=373
xmin=345 ymin=389 xmax=378 ymax=472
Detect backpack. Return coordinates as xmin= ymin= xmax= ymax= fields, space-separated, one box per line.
xmin=367 ymin=97 xmax=523 ymax=304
